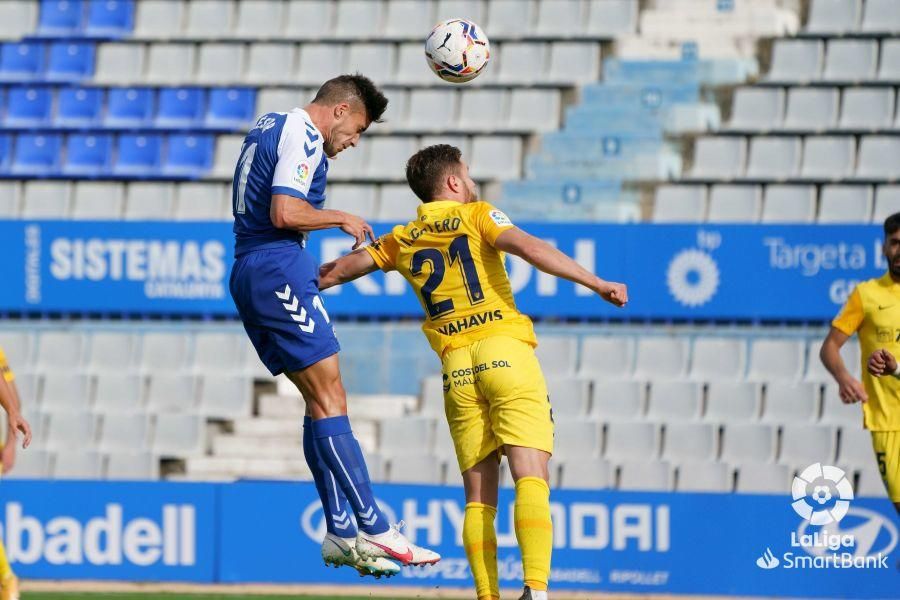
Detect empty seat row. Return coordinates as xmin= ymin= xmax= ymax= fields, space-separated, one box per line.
xmin=94 ymin=40 xmax=602 ymax=86
xmin=21 ymin=0 xmax=133 ymax=38
xmin=727 ymin=86 xmax=900 ymax=132
xmin=0 ymin=41 xmax=94 ymax=81
xmin=8 ymin=449 xmax=159 ymax=481
xmin=767 ymin=38 xmax=900 ymax=83
xmin=0 ymin=85 xmax=256 ymax=129
xmin=688 ymin=135 xmax=900 ymax=181
xmin=130 ymin=0 xmax=636 ymax=40
xmin=653 ymin=183 xmax=900 ymax=223
xmin=0 ymin=132 xmax=213 ymax=177
xmin=805 ymin=0 xmax=899 ymax=35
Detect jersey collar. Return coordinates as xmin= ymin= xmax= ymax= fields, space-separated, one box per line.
xmin=416 ymin=199 xmax=463 ymax=218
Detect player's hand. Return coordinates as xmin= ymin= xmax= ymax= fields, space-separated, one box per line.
xmin=867 ymin=348 xmax=897 ymax=377
xmin=339 ymin=212 xmax=375 ymax=250
xmin=1 ymin=437 xmax=15 ymax=473
xmin=7 ymin=412 xmax=31 ymax=449
xmin=838 ymin=375 xmax=868 ymax=404
xmin=597 ymin=281 xmax=628 ymax=307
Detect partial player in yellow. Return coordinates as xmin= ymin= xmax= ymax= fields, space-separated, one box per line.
xmin=0 ymin=345 xmax=34 ymax=600
xmin=319 ymin=145 xmax=628 ymax=600
xmin=820 ymin=213 xmax=900 ymax=514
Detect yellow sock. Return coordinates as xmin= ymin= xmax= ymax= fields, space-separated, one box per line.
xmin=463 ymin=502 xmax=499 ymax=600
xmin=514 ymin=476 xmax=552 ymax=592
xmin=0 ymin=539 xmax=14 ymax=581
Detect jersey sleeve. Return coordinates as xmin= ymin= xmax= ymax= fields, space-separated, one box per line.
xmin=0 ymin=347 xmax=14 ymax=383
xmin=832 ymin=287 xmax=864 ymax=335
xmin=365 ymin=231 xmax=401 ymax=272
xmin=472 ymin=202 xmax=515 ymax=245
xmin=271 ymin=117 xmax=324 ymax=200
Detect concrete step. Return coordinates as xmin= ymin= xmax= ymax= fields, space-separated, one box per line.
xmin=186 ymin=456 xmax=312 ymax=479
xmin=347 ymin=395 xmax=418 ymax=419
xmin=233 ymin=418 xmax=300 ymax=437
xmin=258 ymin=394 xmax=303 ymax=417
xmin=212 ymin=435 xmax=301 ymax=458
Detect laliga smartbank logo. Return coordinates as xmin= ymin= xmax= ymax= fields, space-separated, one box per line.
xmin=755 ymin=463 xmax=897 ymax=571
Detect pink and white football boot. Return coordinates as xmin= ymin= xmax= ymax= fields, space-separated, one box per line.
xmin=355 ymin=521 xmax=441 ymax=566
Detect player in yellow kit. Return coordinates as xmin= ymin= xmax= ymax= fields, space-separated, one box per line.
xmin=0 ymin=345 xmax=34 ymax=600
xmin=319 ymin=145 xmax=628 ymax=600
xmin=821 ymin=213 xmax=900 ymax=513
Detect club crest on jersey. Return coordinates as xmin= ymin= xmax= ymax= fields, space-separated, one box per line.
xmin=490 ymin=210 xmax=512 ymax=226
xmin=253 ymin=115 xmax=276 ymax=133
xmin=294 ymin=161 xmax=310 ymax=185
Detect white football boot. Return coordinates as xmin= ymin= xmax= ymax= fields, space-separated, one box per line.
xmin=321 ymin=532 xmax=401 ymax=579
xmin=356 ymin=521 xmax=441 ymax=566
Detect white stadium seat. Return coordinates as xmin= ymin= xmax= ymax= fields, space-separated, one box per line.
xmin=233 ymin=0 xmax=283 ymax=38
xmin=605 ymin=421 xmax=659 ymax=462
xmin=761 ymin=382 xmax=820 ymax=424
xmin=93 ymin=374 xmax=145 ymax=414
xmin=720 ymin=423 xmax=777 ymax=464
xmin=747 ymin=338 xmax=805 ymax=382
xmin=618 ymin=460 xmax=672 ymax=491
xmin=34 ymin=331 xmax=84 ymax=372
xmin=690 ymin=337 xmax=746 ymax=381
xmin=87 ymin=332 xmax=136 ymax=373
xmin=662 ymin=423 xmax=718 ymax=462
xmin=21 ymin=182 xmax=71 ymax=218
xmin=72 ymin=183 xmax=125 ymax=220
xmin=779 ymin=424 xmax=837 ymax=466
xmin=633 ymin=337 xmax=689 ymax=381
xmin=106 ymin=452 xmax=160 ymax=480
xmin=761 ymin=185 xmax=816 ymax=223
xmin=94 ymin=43 xmax=144 ymax=84
xmin=706 ymin=382 xmax=761 ymax=423
xmin=185 ymin=0 xmax=235 ymax=38
xmin=145 ymin=44 xmax=195 ymax=85
xmin=591 ymin=380 xmax=645 ymax=422
xmin=146 ymin=374 xmax=198 ymax=413
xmin=554 ymin=420 xmax=601 ymax=459
xmin=388 ymin=455 xmax=442 ymax=485
xmin=98 ymin=413 xmax=151 ymax=452
xmin=152 ymin=414 xmax=205 ymax=456
xmin=579 ymin=336 xmax=635 ymax=377
xmin=646 ymin=381 xmax=703 ymax=422
xmin=379 ymin=417 xmax=434 ymax=458
xmin=559 ymin=457 xmax=612 ymax=489
xmin=384 ymin=0 xmax=434 ymax=38
xmin=40 ymin=373 xmax=91 ymax=412
xmin=53 ymin=450 xmax=104 ymax=479
xmin=486 ymin=0 xmax=536 ymax=37
xmin=707 ymin=184 xmax=761 ymax=222
xmin=535 ymin=336 xmax=579 ymax=376
xmin=546 ymin=377 xmax=590 ymax=418
xmin=735 ymin=462 xmax=791 ymax=494
xmin=677 ymin=461 xmax=732 ymax=492
xmin=195 ymin=43 xmax=244 ymax=84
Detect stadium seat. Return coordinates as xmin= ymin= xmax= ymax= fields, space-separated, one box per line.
xmin=559 ymin=457 xmax=612 ymax=489
xmin=707 ymin=184 xmax=761 ymax=222
xmin=534 ymin=336 xmax=579 ymax=376
xmin=72 ymin=182 xmax=124 ymax=220
xmin=766 ymin=39 xmax=823 ymax=83
xmin=405 ymin=89 xmax=458 ymax=131
xmin=509 ymin=89 xmax=561 ymax=132
xmin=839 ymin=87 xmax=895 ymax=131
xmin=345 ymin=43 xmax=394 ymax=84
xmin=818 ymin=185 xmax=873 ymax=223
xmin=0 ymin=182 xmax=20 ymax=217
xmin=94 ymin=43 xmax=144 ymax=84
xmin=677 ymin=461 xmax=732 ymax=492
xmin=145 ymin=43 xmax=195 ymax=85
xmin=5 ymin=86 xmax=52 ymax=126
xmin=646 ymin=381 xmax=703 ymax=422
xmin=146 ymin=374 xmax=198 ymax=413
xmin=652 ymin=184 xmax=707 ymax=222
xmin=806 ymin=338 xmax=860 ymax=382
xmin=705 ymin=382 xmax=761 ymax=423
xmin=688 ymin=136 xmax=746 ymax=179
xmin=744 ymin=136 xmax=801 ymax=180
xmin=192 ymin=332 xmax=246 ymax=373
xmin=762 ymin=382 xmax=820 ymax=424
xmin=206 ymin=87 xmax=255 ymax=128
xmin=63 ymin=134 xmax=113 ymax=175
xmin=106 ymin=452 xmax=159 ymax=480
xmin=580 ymin=336 xmax=635 ymax=378
xmin=105 ymin=87 xmax=155 ymax=127
xmin=591 ymin=380 xmax=645 ymax=422
xmin=546 ymin=377 xmax=590 ymax=418
xmin=486 ymin=0 xmax=535 ymax=37
xmin=388 ymin=455 xmax=442 ymax=485
xmin=255 ymin=88 xmax=308 ymax=116
xmin=93 ymin=374 xmax=144 ymax=414
xmin=438 ymin=0 xmax=484 ymax=25
xmin=38 ymin=0 xmax=84 ymax=35
xmin=296 ymin=44 xmax=345 ymax=86
xmin=393 ymin=43 xmax=434 ymax=85
xmin=822 ymin=40 xmax=878 ymax=83
xmin=838 ymin=427 xmax=874 ymax=466
xmin=366 ymin=136 xmax=417 ymax=179
xmin=618 ymin=460 xmax=672 ymax=491
xmin=662 ymin=423 xmax=717 ymax=462
xmin=805 ymin=0 xmax=861 ymax=34
xmin=779 ymin=424 xmax=837 ymax=466
xmin=469 ymin=136 xmax=522 ymax=180
xmin=690 ymin=337 xmax=746 ymax=381
xmin=734 ymin=462 xmax=791 ymax=494
xmin=84 ymin=332 xmax=135 ymax=373
xmin=605 ymin=421 xmax=659 ymax=461
xmin=379 ymin=417 xmax=434 ymax=458
xmin=196 ymin=43 xmax=244 ymax=85
xmin=334 ymin=0 xmax=380 ymax=37
xmin=152 ymin=414 xmax=205 ymax=456
xmin=124 ymin=182 xmax=175 ymax=220
xmin=856 ymin=467 xmax=888 ymax=497
xmin=387 ymin=0 xmax=434 ymax=37
xmin=45 ymin=43 xmax=94 ymax=81
xmin=211 ymin=134 xmax=243 ymax=178
xmin=546 ymin=42 xmax=601 ymax=85
xmin=855 ymin=136 xmax=900 ymax=180
xmin=554 ymin=420 xmax=601 ymax=459
xmin=720 ymin=423 xmax=777 ymax=464
xmin=233 ymin=0 xmax=283 ymax=37
xmin=0 ymin=134 xmax=12 ymax=172
xmin=44 ymin=411 xmax=97 ymax=451
xmin=0 ymin=42 xmax=44 ymax=80
xmin=4 ymin=448 xmax=50 ymax=479
xmin=156 ymin=87 xmax=206 ymax=127
xmin=726 ymin=87 xmax=784 ymax=131
xmin=163 ymin=134 xmax=214 ymax=176
xmin=458 ymin=89 xmax=507 ymax=131
xmin=282 ymin=0 xmax=333 ymax=39
xmin=21 ymin=182 xmax=71 ymax=218
xmin=243 ymin=42 xmax=296 ymax=85
xmin=134 ymin=0 xmax=183 ymax=38
xmin=536 ymin=0 xmax=582 ymax=36
xmin=782 ymin=87 xmax=838 ymax=131
xmin=12 ymin=133 xmax=62 ymax=175
xmin=633 ymin=337 xmax=689 ymax=381
xmin=113 ymin=134 xmax=163 ymax=175
xmin=85 ymin=0 xmax=133 ymax=36
xmin=98 ymin=413 xmax=151 ymax=452
xmin=761 ymin=184 xmax=817 ymax=223
xmin=185 ymin=0 xmax=235 ymax=38
xmin=418 ymin=376 xmax=443 ymax=418
xmin=40 ymin=373 xmax=91 ymax=412
xmin=56 ymin=87 xmax=103 ymax=126
xmin=799 ymin=136 xmax=856 ymax=180
xmin=862 ymin=0 xmax=900 ymax=34
xmin=325 ymin=142 xmax=367 ymax=182
xmin=747 ymin=339 xmax=805 ymax=382
xmin=497 ymin=42 xmax=547 ymax=84
xmin=873 ymin=186 xmax=900 ymax=223
xmin=327 ymin=184 xmax=377 ymax=219
xmin=198 ymin=375 xmax=253 ymax=419
xmin=140 ymin=332 xmax=191 ymax=372
xmin=0 ymin=2 xmax=36 ymax=41
xmin=54 ymin=450 xmax=104 ymax=480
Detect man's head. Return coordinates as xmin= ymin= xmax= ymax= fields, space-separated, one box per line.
xmin=308 ymin=74 xmax=388 ymax=158
xmin=884 ymin=213 xmax=900 ymax=278
xmin=405 ymin=144 xmax=478 ymax=204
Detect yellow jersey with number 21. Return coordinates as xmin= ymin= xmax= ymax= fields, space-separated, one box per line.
xmin=365 ymin=200 xmax=537 ymax=357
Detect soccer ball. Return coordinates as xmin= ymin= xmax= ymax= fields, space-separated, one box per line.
xmin=424 ymin=18 xmax=490 ymax=83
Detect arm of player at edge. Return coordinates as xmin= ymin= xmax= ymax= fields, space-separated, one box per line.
xmin=493 ymin=227 xmax=628 ymax=307
xmin=318 ymin=247 xmax=380 ymax=291
xmin=820 ymin=327 xmax=868 ymax=403
xmin=0 ymin=377 xmax=31 ymax=449
xmin=270 ymin=194 xmax=375 ymax=250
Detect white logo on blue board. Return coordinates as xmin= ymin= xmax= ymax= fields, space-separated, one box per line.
xmin=756 ymin=547 xmax=779 ymax=569
xmin=666 ymin=249 xmax=719 ymax=308
xmin=791 ymin=463 xmax=853 ymax=525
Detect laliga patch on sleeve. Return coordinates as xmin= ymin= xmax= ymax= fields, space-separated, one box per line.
xmin=293 ymin=161 xmax=311 ymax=185
xmin=489 ymin=209 xmax=512 ymax=227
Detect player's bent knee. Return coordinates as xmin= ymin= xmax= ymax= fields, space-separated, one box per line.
xmin=506 ymin=446 xmax=551 ymax=484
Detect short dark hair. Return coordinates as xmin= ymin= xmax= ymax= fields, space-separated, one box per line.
xmin=885 ymin=213 xmax=900 ymax=237
xmin=312 ymin=74 xmax=388 ymax=123
xmin=405 ymin=144 xmax=463 ymax=202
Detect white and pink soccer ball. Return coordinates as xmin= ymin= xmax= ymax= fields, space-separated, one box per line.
xmin=424 ymin=18 xmax=490 ymax=83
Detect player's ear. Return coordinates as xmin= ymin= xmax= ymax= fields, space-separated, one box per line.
xmin=333 ymin=102 xmax=350 ymax=120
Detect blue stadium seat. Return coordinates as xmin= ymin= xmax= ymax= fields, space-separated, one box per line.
xmin=63 ymin=133 xmax=113 ymax=175
xmin=156 ymin=87 xmax=206 ymax=127
xmin=85 ymin=0 xmax=133 ymax=36
xmin=46 ymin=43 xmax=94 ymax=80
xmin=206 ymin=88 xmax=256 ymax=128
xmin=0 ymin=135 xmax=11 ymax=172
xmin=56 ymin=87 xmax=103 ymax=126
xmin=5 ymin=87 xmax=53 ymax=126
xmin=12 ymin=133 xmax=63 ymax=174
xmin=113 ymin=133 xmax=162 ymax=175
xmin=38 ymin=0 xmax=85 ymax=35
xmin=105 ymin=87 xmax=154 ymax=126
xmin=0 ymin=43 xmax=46 ymax=80
xmin=163 ymin=134 xmax=214 ymax=175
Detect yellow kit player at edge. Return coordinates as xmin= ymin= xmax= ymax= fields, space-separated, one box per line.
xmin=821 ymin=213 xmax=900 ymax=514
xmin=318 ymin=144 xmax=628 ymax=600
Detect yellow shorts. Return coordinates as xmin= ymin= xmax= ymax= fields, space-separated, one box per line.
xmin=871 ymin=431 xmax=900 ymax=502
xmin=441 ymin=336 xmax=553 ymax=473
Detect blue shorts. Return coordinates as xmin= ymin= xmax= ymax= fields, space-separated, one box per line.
xmin=230 ymin=246 xmax=340 ymax=375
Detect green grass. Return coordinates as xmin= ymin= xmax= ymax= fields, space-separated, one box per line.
xmin=23 ymin=595 xmax=390 ymax=600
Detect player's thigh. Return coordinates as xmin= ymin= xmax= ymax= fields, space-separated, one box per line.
xmin=474 ymin=336 xmax=553 ymax=456
xmin=871 ymin=431 xmax=900 ymax=502
xmin=443 ymin=345 xmax=497 ymax=473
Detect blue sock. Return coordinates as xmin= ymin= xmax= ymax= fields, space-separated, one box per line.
xmin=312 ymin=415 xmax=390 ymax=535
xmin=303 ymin=417 xmax=357 ymax=538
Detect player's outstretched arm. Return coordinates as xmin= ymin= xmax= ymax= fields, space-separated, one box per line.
xmin=820 ymin=327 xmax=867 ymax=403
xmin=270 ymin=194 xmax=375 ymax=249
xmin=494 ymin=227 xmax=627 ymax=307
xmin=318 ymin=247 xmax=380 ymax=291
